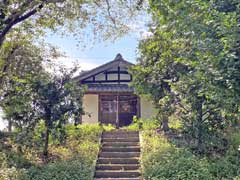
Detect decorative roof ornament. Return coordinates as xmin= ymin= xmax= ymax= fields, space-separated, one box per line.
xmin=114 ymin=53 xmax=123 ymax=61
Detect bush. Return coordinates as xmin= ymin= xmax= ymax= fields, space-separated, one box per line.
xmin=141 ymin=128 xmax=240 ymax=180
xmin=141 ymin=130 xmax=214 ymax=180
xmin=21 ymin=158 xmax=93 ymax=180
xmin=0 ymin=167 xmax=25 ymax=180
xmin=0 ymin=123 xmax=106 ymax=180
xmin=124 ymin=117 xmax=159 ymax=131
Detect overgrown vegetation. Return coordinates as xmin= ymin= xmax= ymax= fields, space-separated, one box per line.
xmin=130 ymin=0 xmax=240 ymax=154
xmin=128 ymin=119 xmax=240 ymax=179
xmin=0 ymin=124 xmax=112 ymax=180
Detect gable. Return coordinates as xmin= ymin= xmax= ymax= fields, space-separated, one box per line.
xmin=75 ymin=54 xmax=133 ymax=84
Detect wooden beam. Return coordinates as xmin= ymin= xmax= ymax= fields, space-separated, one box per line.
xmin=118 ymin=66 xmax=120 ymax=84
xmin=82 ymin=79 xmax=131 ymax=84
xmin=105 ymin=72 xmax=108 ymax=81
xmin=106 ymin=70 xmax=129 ymax=74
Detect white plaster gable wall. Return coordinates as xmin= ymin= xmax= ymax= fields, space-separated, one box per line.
xmin=82 ymin=94 xmax=99 ymax=123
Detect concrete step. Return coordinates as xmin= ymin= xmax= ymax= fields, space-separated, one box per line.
xmin=95 ymin=170 xmax=141 ymax=178
xmin=96 ymin=164 xmax=140 ymax=171
xmin=101 ymin=146 xmax=140 ymax=152
xmin=99 ymin=152 xmax=140 ymax=158
xmin=97 ymin=158 xmax=139 ymax=164
xmin=102 ymin=142 xmax=139 ymax=147
xmin=102 ymin=137 xmax=139 ymax=142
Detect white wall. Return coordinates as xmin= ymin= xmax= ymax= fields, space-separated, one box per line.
xmin=140 ymin=97 xmax=157 ymax=119
xmin=82 ymin=94 xmax=99 ymax=123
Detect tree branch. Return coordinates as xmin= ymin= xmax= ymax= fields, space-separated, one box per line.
xmin=0 ymin=3 xmax=44 ymax=46
xmin=105 ymin=0 xmax=116 ymax=27
xmin=0 ymin=45 xmax=20 ymax=87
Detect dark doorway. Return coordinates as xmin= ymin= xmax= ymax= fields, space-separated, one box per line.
xmin=99 ymin=94 xmax=138 ymax=127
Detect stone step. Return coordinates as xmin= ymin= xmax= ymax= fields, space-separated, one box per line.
xmin=101 ymin=146 xmax=140 ymax=152
xmin=104 ymin=130 xmax=138 ymax=134
xmin=97 ymin=158 xmax=139 ymax=164
xmin=99 ymin=152 xmax=140 ymax=158
xmin=94 ymin=178 xmax=141 ymax=180
xmin=102 ymin=142 xmax=139 ymax=147
xmin=102 ymin=137 xmax=139 ymax=142
xmin=96 ymin=164 xmax=140 ymax=171
xmin=95 ymin=170 xmax=141 ymax=178
xmin=102 ymin=131 xmax=139 ymax=138
xmin=103 ymin=135 xmax=139 ymax=139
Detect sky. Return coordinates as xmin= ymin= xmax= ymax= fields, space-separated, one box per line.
xmin=45 ymin=31 xmax=140 ymax=72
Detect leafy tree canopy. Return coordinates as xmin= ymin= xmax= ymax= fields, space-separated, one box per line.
xmin=131 ymin=0 xmax=240 ymax=153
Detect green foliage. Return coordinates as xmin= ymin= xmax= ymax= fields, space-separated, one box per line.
xmin=0 ymin=123 xmax=104 ymax=180
xmin=0 ymin=0 xmax=145 ymax=47
xmin=131 ymin=0 xmax=240 ymax=154
xmin=0 ymin=167 xmax=25 ymax=180
xmin=124 ymin=117 xmax=159 ymax=131
xmin=141 ymin=130 xmax=213 ymax=180
xmin=141 ymin=128 xmax=240 ymax=180
xmin=20 ymin=158 xmax=92 ymax=180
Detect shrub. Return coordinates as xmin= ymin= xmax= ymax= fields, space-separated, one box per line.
xmin=21 ymin=158 xmax=93 ymax=180
xmin=141 ymin=130 xmax=214 ymax=180
xmin=0 ymin=167 xmax=25 ymax=180
xmin=124 ymin=117 xmax=159 ymax=131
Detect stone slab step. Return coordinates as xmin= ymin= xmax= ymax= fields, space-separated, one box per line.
xmin=103 ymin=142 xmax=139 ymax=147
xmin=97 ymin=158 xmax=139 ymax=164
xmin=103 ymin=131 xmax=139 ymax=137
xmin=94 ymin=170 xmax=141 ymax=178
xmin=102 ymin=138 xmax=139 ymax=142
xmin=101 ymin=147 xmax=140 ymax=152
xmin=94 ymin=178 xmax=141 ymax=180
xmin=96 ymin=164 xmax=140 ymax=171
xmin=99 ymin=152 xmax=140 ymax=158
xmin=104 ymin=130 xmax=138 ymax=134
xmin=103 ymin=135 xmax=139 ymax=139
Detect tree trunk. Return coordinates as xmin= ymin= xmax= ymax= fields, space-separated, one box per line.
xmin=161 ymin=116 xmax=169 ymax=132
xmin=195 ymin=96 xmax=204 ymax=154
xmin=74 ymin=116 xmax=82 ymax=126
xmin=8 ymin=119 xmax=12 ymax=132
xmin=43 ymin=126 xmax=50 ymax=161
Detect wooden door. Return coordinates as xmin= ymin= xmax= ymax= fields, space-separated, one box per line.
xmin=99 ymin=94 xmax=138 ymax=127
xmin=99 ymin=95 xmax=117 ymax=125
xmin=119 ymin=95 xmax=138 ymax=126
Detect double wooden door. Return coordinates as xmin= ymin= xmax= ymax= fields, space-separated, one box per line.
xmin=99 ymin=94 xmax=138 ymax=127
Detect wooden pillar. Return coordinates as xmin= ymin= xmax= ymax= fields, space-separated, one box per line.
xmin=116 ymin=95 xmax=119 ymax=129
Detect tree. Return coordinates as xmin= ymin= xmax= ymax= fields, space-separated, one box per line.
xmin=0 ymin=0 xmax=145 ymax=46
xmin=0 ymin=30 xmax=61 ymax=131
xmin=30 ymin=68 xmax=84 ymax=159
xmin=131 ymin=0 xmax=240 ymax=153
xmin=1 ymin=65 xmax=85 ymax=159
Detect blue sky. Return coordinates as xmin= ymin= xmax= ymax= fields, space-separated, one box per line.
xmin=45 ymin=31 xmax=141 ymax=71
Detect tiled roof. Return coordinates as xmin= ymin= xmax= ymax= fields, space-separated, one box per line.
xmin=87 ymin=84 xmax=134 ymax=93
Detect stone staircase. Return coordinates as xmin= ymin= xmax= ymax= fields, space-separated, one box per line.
xmin=94 ymin=130 xmax=142 ymax=180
